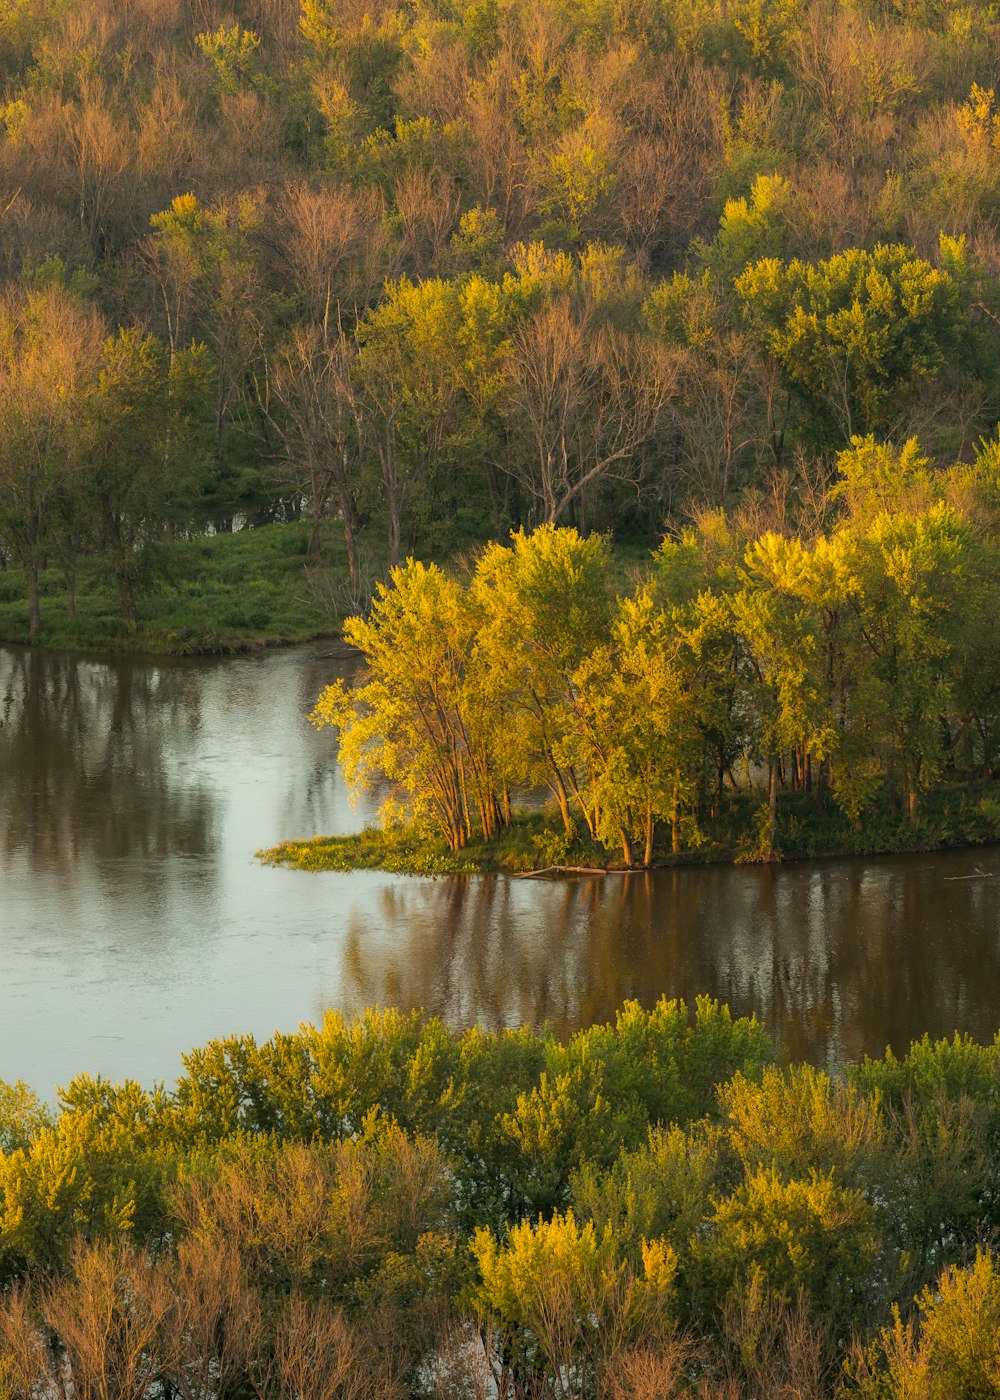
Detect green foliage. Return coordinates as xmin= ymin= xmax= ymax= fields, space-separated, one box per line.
xmin=4 ymin=0 xmax=1000 ymax=620
xmin=195 ymin=26 xmax=265 ymax=95
xmin=0 ymin=522 xmax=356 ymax=654
xmin=0 ymin=1082 xmax=165 ymax=1273
xmin=719 ymin=1064 xmax=883 ymax=1185
xmin=0 ymin=1083 xmax=49 ymax=1156
xmin=737 ymin=244 xmax=966 ymax=440
xmin=695 ymin=1166 xmax=879 ymax=1327
xmin=570 ymin=1122 xmax=725 ymax=1259
xmin=473 ymin=1210 xmax=678 ymax=1382
xmin=4 ymin=1004 xmax=1000 ymax=1394
xmin=852 ymin=1250 xmax=1000 ymax=1398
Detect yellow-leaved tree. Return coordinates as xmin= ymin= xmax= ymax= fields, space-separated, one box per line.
xmin=311 ymin=559 xmax=506 ymax=850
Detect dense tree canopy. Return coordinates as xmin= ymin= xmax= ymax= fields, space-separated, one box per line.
xmin=4 ymin=0 xmax=1000 ymax=631
xmin=3 ymin=1002 xmax=1000 ymax=1396
xmin=314 ymin=435 xmax=1000 ymax=864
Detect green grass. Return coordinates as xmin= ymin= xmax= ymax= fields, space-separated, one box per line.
xmin=0 ymin=523 xmax=361 ymax=655
xmin=0 ymin=510 xmax=609 ymax=656
xmin=257 ymin=810 xmax=617 ymax=876
xmin=0 ymin=516 xmax=664 ymax=657
xmin=257 ymin=782 xmax=1000 ymax=877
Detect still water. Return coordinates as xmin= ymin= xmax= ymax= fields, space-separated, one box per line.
xmin=2 ymin=644 xmax=999 ymax=1095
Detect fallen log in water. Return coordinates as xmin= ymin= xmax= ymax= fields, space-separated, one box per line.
xmin=515 ymin=864 xmax=608 ymax=878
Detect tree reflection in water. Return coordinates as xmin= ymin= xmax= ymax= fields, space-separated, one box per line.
xmin=337 ymin=854 xmax=1000 ymax=1066
xmin=0 ymin=648 xmax=216 ymax=883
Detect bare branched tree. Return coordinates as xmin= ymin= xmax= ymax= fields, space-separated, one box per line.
xmin=271 ymin=1293 xmax=374 ymax=1400
xmin=506 ymin=299 xmax=677 ymax=524
xmin=159 ymin=1235 xmax=263 ymax=1400
xmin=42 ymin=1239 xmax=172 ymax=1400
xmin=262 ymin=322 xmax=365 ymax=587
xmin=393 ymin=166 xmax=460 ymax=278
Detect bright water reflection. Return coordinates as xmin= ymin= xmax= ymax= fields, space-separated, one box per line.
xmin=1 ymin=644 xmax=999 ymax=1094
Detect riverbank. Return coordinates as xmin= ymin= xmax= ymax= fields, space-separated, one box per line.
xmin=258 ymin=783 xmax=1000 ymax=874
xmin=0 ymin=522 xmax=359 ymax=656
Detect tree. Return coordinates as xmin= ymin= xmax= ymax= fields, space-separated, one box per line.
xmin=0 ymin=284 xmax=103 ymax=634
xmin=737 ymin=242 xmax=967 ymax=442
xmin=355 ymin=277 xmax=471 ymax=563
xmin=474 ymin=1210 xmax=677 ymax=1397
xmin=471 ymin=525 xmax=613 ymax=836
xmin=263 ymin=323 xmax=364 ymax=586
xmin=733 ymin=532 xmax=842 ymax=855
xmin=83 ymin=329 xmax=213 ymax=628
xmin=41 ymin=1239 xmax=172 ymax=1400
xmin=852 ymin=1250 xmax=1000 ymax=1398
xmin=843 ymin=502 xmax=971 ymax=823
xmin=145 ymin=192 xmax=264 ymax=463
xmin=571 ymin=590 xmax=704 ymax=866
xmin=504 ymin=298 xmax=675 ymax=525
xmin=278 ymin=179 xmax=384 ymax=329
xmin=310 ymin=560 xmax=505 ymax=850
xmin=645 ymin=271 xmax=762 ymax=502
xmin=158 ymin=1236 xmax=263 ymax=1400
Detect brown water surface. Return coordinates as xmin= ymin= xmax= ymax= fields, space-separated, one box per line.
xmin=1 ymin=645 xmax=998 ymax=1093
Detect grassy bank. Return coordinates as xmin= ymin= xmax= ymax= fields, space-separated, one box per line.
xmin=258 ymin=781 xmax=1000 ymax=875
xmin=0 ymin=522 xmax=357 ymax=655
xmin=258 ymin=809 xmax=602 ymax=876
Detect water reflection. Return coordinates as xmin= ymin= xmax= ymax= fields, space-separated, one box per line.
xmin=334 ymin=854 xmax=1000 ymax=1071
xmin=1 ymin=643 xmax=999 ymax=1093
xmin=1 ymin=649 xmax=216 ymax=881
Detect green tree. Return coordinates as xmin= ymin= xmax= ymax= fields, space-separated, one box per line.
xmin=737 ymin=242 xmax=966 ymax=442
xmin=83 ymin=329 xmax=213 ymax=629
xmin=311 ymin=560 xmax=505 ymax=849
xmin=355 ymin=276 xmax=473 ymax=562
xmin=733 ymin=531 xmax=842 ymax=854
xmin=852 ymin=1249 xmax=1000 ymax=1399
xmin=843 ymin=500 xmax=972 ymax=822
xmin=474 ymin=1210 xmax=677 ymax=1395
xmin=471 ymin=525 xmax=613 ymax=837
xmin=146 ymin=193 xmax=264 ymax=468
xmin=571 ymin=589 xmax=704 ymax=865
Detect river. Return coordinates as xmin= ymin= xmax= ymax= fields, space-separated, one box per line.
xmin=1 ymin=644 xmax=998 ymax=1095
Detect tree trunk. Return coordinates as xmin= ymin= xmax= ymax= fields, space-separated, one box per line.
xmin=28 ymin=560 xmax=40 ymax=636
xmin=117 ymin=563 xmax=139 ymax=630
xmin=484 ymin=458 xmax=509 ymax=534
xmin=767 ymin=761 xmax=778 ymax=861
xmin=548 ymin=764 xmax=573 ymax=835
xmin=340 ymin=488 xmax=360 ymax=593
xmin=388 ymin=497 xmax=402 ymax=567
xmin=620 ymin=827 xmax=635 ymax=867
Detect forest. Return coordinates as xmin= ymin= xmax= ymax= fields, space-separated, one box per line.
xmin=2 ymin=1000 xmax=1000 ymax=1398
xmin=7 ymin=0 xmax=1000 ymax=640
